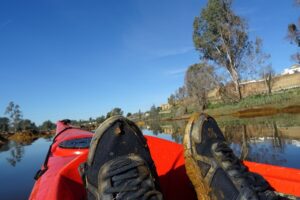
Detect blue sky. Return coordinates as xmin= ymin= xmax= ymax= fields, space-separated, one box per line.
xmin=0 ymin=0 xmax=299 ymax=124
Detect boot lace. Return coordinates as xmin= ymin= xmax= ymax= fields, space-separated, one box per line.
xmin=104 ymin=157 xmax=162 ymax=200
xmin=215 ymin=142 xmax=278 ymax=199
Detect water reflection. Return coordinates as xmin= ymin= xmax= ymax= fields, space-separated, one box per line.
xmin=145 ymin=119 xmax=185 ymax=143
xmin=144 ymin=114 xmax=300 ymax=169
xmin=0 ymin=134 xmax=52 ymax=167
xmin=0 ymin=136 xmax=52 ymax=199
xmin=6 ymin=142 xmax=25 ymax=167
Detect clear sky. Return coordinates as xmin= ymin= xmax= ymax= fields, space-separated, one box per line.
xmin=0 ymin=0 xmax=299 ymax=124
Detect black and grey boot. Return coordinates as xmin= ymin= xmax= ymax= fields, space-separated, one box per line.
xmin=84 ymin=116 xmax=163 ymax=200
xmin=183 ymin=113 xmax=277 ymax=200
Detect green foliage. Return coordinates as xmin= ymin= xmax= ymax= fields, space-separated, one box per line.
xmin=4 ymin=101 xmax=23 ymax=132
xmin=106 ymin=107 xmax=124 ymax=118
xmin=149 ymin=105 xmax=160 ymax=119
xmin=19 ymin=119 xmax=37 ymax=132
xmin=168 ymin=94 xmax=176 ymax=106
xmin=40 ymin=120 xmax=56 ymax=131
xmin=96 ymin=116 xmax=105 ymax=124
xmin=0 ymin=117 xmax=9 ymax=133
xmin=138 ymin=109 xmax=142 ymax=120
xmin=206 ymin=88 xmax=300 ymax=112
xmin=194 ymin=0 xmax=249 ymax=66
xmin=193 ymin=0 xmax=251 ymax=99
xmin=185 ymin=62 xmax=218 ymax=110
xmin=287 ymin=1 xmax=300 ymax=63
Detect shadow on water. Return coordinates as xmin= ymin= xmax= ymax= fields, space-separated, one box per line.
xmin=143 ymin=113 xmax=300 ymax=169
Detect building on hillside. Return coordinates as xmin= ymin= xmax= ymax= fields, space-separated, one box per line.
xmin=160 ymin=103 xmax=172 ymax=111
xmin=282 ymin=64 xmax=300 ymax=75
xmin=144 ymin=112 xmax=150 ymax=117
xmin=207 ymin=87 xmax=222 ymax=102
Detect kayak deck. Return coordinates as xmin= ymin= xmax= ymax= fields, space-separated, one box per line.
xmin=30 ymin=122 xmax=300 ymax=199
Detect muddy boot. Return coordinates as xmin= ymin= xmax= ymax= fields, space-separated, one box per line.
xmin=83 ymin=116 xmax=163 ymax=200
xmin=183 ymin=113 xmax=277 ymax=200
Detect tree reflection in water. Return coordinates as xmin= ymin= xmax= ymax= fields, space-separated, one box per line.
xmin=272 ymin=122 xmax=283 ymax=150
xmin=147 ymin=119 xmax=163 ymax=136
xmin=223 ymin=122 xmax=288 ymax=166
xmin=6 ymin=141 xmax=25 ymax=167
xmin=145 ymin=119 xmax=187 ymax=143
xmin=144 ymin=117 xmax=300 ymax=167
xmin=0 ymin=135 xmax=44 ymax=167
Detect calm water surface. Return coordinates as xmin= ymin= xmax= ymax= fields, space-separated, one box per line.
xmin=0 ymin=114 xmax=300 ymax=199
xmin=0 ymin=138 xmax=51 ymax=199
xmin=144 ymin=114 xmax=300 ymax=169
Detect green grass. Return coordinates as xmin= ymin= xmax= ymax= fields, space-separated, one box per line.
xmin=206 ymin=88 xmax=300 ymax=114
xmin=157 ymin=88 xmax=300 ymax=120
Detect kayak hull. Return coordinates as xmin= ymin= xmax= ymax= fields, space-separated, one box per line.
xmin=29 ymin=121 xmax=300 ymax=199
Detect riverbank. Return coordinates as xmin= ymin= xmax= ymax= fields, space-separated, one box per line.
xmin=158 ymin=88 xmax=300 ymax=121
xmin=0 ymin=131 xmax=54 ymax=146
xmin=207 ymin=88 xmax=300 ymax=117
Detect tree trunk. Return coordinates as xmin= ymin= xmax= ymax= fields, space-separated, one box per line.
xmin=267 ymin=81 xmax=272 ymax=94
xmin=266 ymin=74 xmax=272 ymax=94
xmin=240 ymin=125 xmax=249 ymax=160
xmin=197 ymin=97 xmax=205 ymax=111
xmin=272 ymin=122 xmax=282 ymax=149
xmin=229 ymin=67 xmax=242 ymax=100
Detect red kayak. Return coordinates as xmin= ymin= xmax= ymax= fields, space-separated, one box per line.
xmin=30 ymin=121 xmax=300 ymax=199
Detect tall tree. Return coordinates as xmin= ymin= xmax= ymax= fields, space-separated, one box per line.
xmin=249 ymin=37 xmax=274 ymax=94
xmin=19 ymin=119 xmax=37 ymax=132
xmin=149 ymin=105 xmax=160 ymax=119
xmin=260 ymin=65 xmax=275 ymax=94
xmin=4 ymin=102 xmax=23 ymax=132
xmin=185 ymin=63 xmax=219 ymax=110
xmin=0 ymin=117 xmax=10 ymax=133
xmin=95 ymin=116 xmax=105 ymax=124
xmin=174 ymin=86 xmax=188 ymax=113
xmin=106 ymin=108 xmax=124 ymax=118
xmin=287 ymin=0 xmax=300 ymax=63
xmin=138 ymin=109 xmax=142 ymax=120
xmin=175 ymin=86 xmax=187 ymax=102
xmin=193 ymin=0 xmax=251 ymax=100
xmin=168 ymin=94 xmax=176 ymax=106
xmin=40 ymin=120 xmax=56 ymax=131
xmin=240 ymin=37 xmax=271 ymax=81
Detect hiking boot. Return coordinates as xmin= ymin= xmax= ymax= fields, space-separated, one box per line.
xmin=83 ymin=115 xmax=163 ymax=200
xmin=183 ymin=113 xmax=277 ymax=200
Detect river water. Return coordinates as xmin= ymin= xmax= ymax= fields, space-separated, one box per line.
xmin=0 ymin=113 xmax=300 ymax=199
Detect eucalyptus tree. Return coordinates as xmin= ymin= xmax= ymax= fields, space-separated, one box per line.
xmin=106 ymin=108 xmax=124 ymax=119
xmin=19 ymin=119 xmax=37 ymax=132
xmin=40 ymin=120 xmax=56 ymax=131
xmin=251 ymin=37 xmax=274 ymax=94
xmin=168 ymin=94 xmax=176 ymax=106
xmin=0 ymin=117 xmax=9 ymax=133
xmin=260 ymin=65 xmax=275 ymax=94
xmin=175 ymin=86 xmax=187 ymax=102
xmin=193 ymin=0 xmax=251 ymax=100
xmin=4 ymin=101 xmax=23 ymax=132
xmin=185 ymin=63 xmax=219 ymax=110
xmin=287 ymin=0 xmax=300 ymax=63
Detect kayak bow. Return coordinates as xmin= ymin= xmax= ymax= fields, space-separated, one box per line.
xmin=29 ymin=121 xmax=300 ymax=199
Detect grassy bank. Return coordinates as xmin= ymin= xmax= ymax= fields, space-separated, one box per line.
xmin=159 ymin=88 xmax=300 ymax=121
xmin=206 ymin=88 xmax=300 ymax=116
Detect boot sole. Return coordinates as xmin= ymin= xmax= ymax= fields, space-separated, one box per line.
xmin=87 ymin=115 xmax=127 ymax=166
xmin=183 ymin=113 xmax=212 ymax=200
